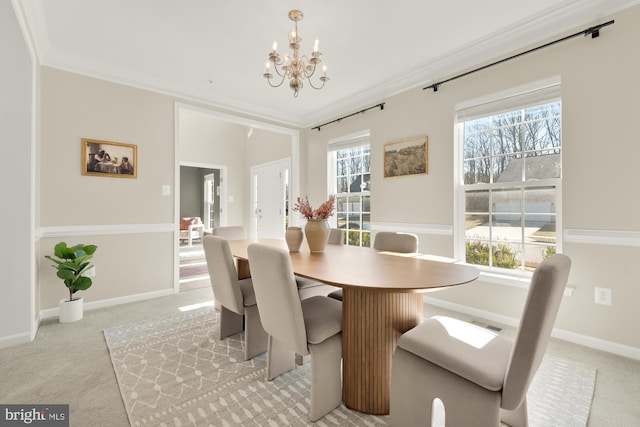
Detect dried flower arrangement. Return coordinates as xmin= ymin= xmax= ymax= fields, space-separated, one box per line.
xmin=293 ymin=195 xmax=335 ymax=220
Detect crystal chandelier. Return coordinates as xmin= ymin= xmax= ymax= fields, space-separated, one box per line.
xmin=263 ymin=10 xmax=329 ymax=97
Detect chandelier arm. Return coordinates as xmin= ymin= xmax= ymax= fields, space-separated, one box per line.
xmin=266 ymin=73 xmax=287 ymax=88
xmin=271 ymin=63 xmax=285 ymax=78
xmin=307 ymin=77 xmax=327 ymax=90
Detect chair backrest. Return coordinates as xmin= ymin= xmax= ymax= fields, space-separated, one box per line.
xmin=202 ymin=235 xmax=244 ymax=314
xmin=373 ymin=231 xmax=418 ymax=253
xmin=502 ymin=253 xmax=571 ymax=410
xmin=211 ymin=226 xmax=245 ymax=239
xmin=247 ymin=243 xmax=308 ymax=356
xmin=328 ymin=228 xmax=344 ymax=245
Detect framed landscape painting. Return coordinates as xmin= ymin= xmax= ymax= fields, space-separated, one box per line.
xmin=81 ymin=138 xmax=137 ymax=178
xmin=383 ymin=135 xmax=428 ymax=178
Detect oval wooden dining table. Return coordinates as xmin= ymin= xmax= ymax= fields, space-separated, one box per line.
xmin=228 ymin=238 xmax=479 ymax=415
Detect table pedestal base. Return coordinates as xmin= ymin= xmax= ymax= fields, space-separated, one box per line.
xmin=342 ymin=288 xmax=423 ymax=415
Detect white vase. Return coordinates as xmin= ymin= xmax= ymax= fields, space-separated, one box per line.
xmin=59 ymin=297 xmax=83 ymax=323
xmin=285 ymin=227 xmax=304 ymax=251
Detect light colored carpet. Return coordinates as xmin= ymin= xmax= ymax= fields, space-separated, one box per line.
xmin=104 ymin=307 xmax=596 ymax=427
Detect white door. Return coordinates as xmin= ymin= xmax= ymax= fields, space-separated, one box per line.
xmin=251 ymin=160 xmax=288 ymax=238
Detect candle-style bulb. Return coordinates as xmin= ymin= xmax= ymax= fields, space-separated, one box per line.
xmin=314 ymin=39 xmax=319 ymax=52
xmin=272 ymin=41 xmax=277 ymax=51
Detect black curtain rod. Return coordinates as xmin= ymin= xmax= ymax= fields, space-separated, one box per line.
xmin=423 ymin=20 xmax=615 ymax=92
xmin=312 ymin=103 xmax=385 ymax=131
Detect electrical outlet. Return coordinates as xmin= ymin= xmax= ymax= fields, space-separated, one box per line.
xmin=594 ymin=287 xmax=612 ymax=306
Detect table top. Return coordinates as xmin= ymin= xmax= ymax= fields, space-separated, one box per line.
xmin=229 ymin=238 xmax=479 ymax=293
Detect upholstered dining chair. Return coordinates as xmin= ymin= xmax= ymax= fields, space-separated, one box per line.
xmin=247 ymin=243 xmax=343 ymax=422
xmin=389 ymin=254 xmax=571 ymax=427
xmin=210 ymin=225 xmax=245 ymax=239
xmin=328 ymin=230 xmax=418 ymax=301
xmin=373 ymin=231 xmax=419 ymax=253
xmin=202 ymin=235 xmax=267 ymax=360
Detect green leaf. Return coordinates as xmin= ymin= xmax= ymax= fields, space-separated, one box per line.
xmin=53 ymin=242 xmax=68 ymax=259
xmin=74 ymin=276 xmax=92 ymax=291
xmin=83 ymin=245 xmax=98 ymax=255
xmin=57 ymin=269 xmax=76 ymax=281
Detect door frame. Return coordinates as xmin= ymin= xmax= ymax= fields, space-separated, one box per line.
xmin=173 ymin=103 xmax=300 ymax=293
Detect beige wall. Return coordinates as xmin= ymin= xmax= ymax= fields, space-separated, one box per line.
xmin=304 ymin=6 xmax=640 ymax=351
xmin=37 ymin=70 xmax=298 ymax=311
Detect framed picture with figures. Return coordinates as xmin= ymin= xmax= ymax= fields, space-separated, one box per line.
xmin=81 ymin=138 xmax=137 ymax=178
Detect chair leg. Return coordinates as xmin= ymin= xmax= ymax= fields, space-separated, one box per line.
xmin=219 ymin=305 xmax=243 ymax=340
xmin=266 ymin=335 xmax=296 ymax=381
xmin=308 ymin=334 xmax=342 ymax=421
xmin=244 ymin=305 xmax=268 ymax=360
xmin=501 ymin=399 xmax=528 ymax=427
xmin=390 ymin=347 xmax=501 ymax=427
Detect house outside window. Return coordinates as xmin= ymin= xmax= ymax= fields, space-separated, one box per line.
xmin=455 ymin=84 xmax=561 ymax=273
xmin=328 ymin=132 xmax=371 ymax=247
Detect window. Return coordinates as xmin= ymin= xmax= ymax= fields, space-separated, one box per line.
xmin=328 ymin=132 xmax=371 ymax=247
xmin=456 ymin=85 xmax=561 ymax=273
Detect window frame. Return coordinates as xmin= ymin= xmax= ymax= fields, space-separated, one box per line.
xmin=327 ymin=131 xmax=372 ymax=247
xmin=453 ymin=82 xmax=563 ymax=279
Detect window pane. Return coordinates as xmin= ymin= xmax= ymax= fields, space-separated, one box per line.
xmin=362 ymin=195 xmax=370 ymax=212
xmin=492 ymin=242 xmax=522 ymax=270
xmin=492 ymin=110 xmax=521 ymax=127
xmin=524 ymin=102 xmax=560 ymax=121
xmin=463 ymin=130 xmax=491 ymax=159
xmin=524 ymin=152 xmax=560 ymax=180
xmin=337 ymin=177 xmax=348 ymax=193
xmin=493 ymin=188 xmax=521 ymax=217
xmin=464 ymin=159 xmax=490 ymax=184
xmin=492 ymin=126 xmax=522 ymax=156
xmin=466 ymin=240 xmax=490 ymax=266
xmin=464 ymin=117 xmax=491 ymax=133
xmin=337 ymin=159 xmax=347 ymax=176
xmin=465 ymin=190 xmax=489 ymax=213
xmin=492 ymin=154 xmax=520 ymax=183
xmin=524 ymin=187 xmax=556 ymax=214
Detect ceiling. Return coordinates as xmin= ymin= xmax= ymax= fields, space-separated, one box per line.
xmin=17 ymin=0 xmax=637 ymax=128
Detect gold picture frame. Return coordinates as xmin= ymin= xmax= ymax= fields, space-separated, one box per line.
xmin=81 ymin=138 xmax=137 ymax=178
xmin=383 ymin=135 xmax=428 ymax=178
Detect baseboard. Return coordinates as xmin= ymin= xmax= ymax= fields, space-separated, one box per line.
xmin=39 ymin=289 xmax=176 ymax=321
xmin=423 ymin=296 xmax=640 ymax=361
xmin=0 ymin=331 xmax=32 ymax=349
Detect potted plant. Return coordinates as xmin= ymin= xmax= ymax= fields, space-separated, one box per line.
xmin=45 ymin=242 xmax=98 ymax=323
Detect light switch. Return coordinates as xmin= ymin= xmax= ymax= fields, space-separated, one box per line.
xmin=162 ymin=185 xmax=171 ymax=196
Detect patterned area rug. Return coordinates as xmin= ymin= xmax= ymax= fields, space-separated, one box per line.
xmin=104 ymin=307 xmax=596 ymax=427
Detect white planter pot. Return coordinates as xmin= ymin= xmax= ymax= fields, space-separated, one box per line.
xmin=59 ymin=297 xmax=83 ymax=323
